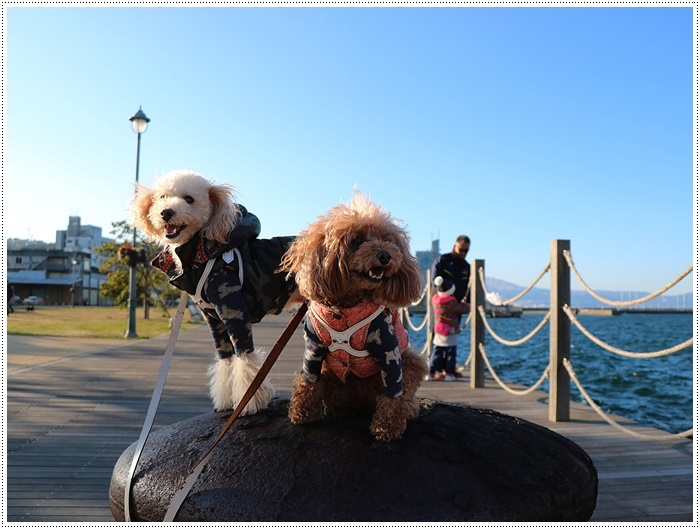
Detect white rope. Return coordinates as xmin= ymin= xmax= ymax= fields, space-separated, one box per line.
xmin=478 ymin=343 xmax=551 ymax=396
xmin=467 ymin=268 xmax=475 ymax=299
xmin=401 ymin=302 xmax=431 ymax=358
xmin=455 ymin=272 xmax=474 ymax=334
xmin=478 ymin=262 xmax=551 ymax=306
xmin=563 ymin=358 xmax=693 ymax=440
xmin=478 ymin=306 xmax=551 ymax=346
xmin=462 ymin=348 xmax=473 ymax=369
xmin=457 ymin=310 xmax=473 ymax=333
xmin=416 ymin=338 xmax=431 ymax=357
xmin=410 ymin=283 xmax=429 ymax=306
xmin=563 ymin=250 xmax=693 ymax=307
xmin=401 ymin=307 xmax=430 ymax=332
xmin=563 ymin=305 xmax=693 ymax=358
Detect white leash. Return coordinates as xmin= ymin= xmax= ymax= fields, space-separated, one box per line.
xmin=124 ymin=290 xmax=190 ymax=522
xmin=161 ymin=303 xmax=308 ymax=522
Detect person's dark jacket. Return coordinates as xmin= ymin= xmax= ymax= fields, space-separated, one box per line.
xmin=431 ymin=253 xmax=471 ymax=301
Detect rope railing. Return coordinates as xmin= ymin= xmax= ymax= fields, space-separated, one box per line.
xmin=478 ymin=306 xmax=550 ymax=346
xmin=563 ymin=250 xmax=693 ymax=307
xmin=415 ymin=338 xmax=431 ymax=357
xmin=563 ymin=305 xmax=693 ymax=358
xmin=563 ymin=358 xmax=693 ymax=440
xmin=462 ymin=348 xmax=474 ymax=369
xmin=478 ymin=262 xmax=551 ymax=306
xmin=410 ymin=283 xmax=429 ymax=306
xmin=457 ymin=310 xmax=473 ymax=334
xmin=402 ymin=308 xmax=470 ymax=342
xmin=401 ymin=306 xmax=430 ymax=332
xmin=404 ymin=241 xmax=691 ymax=440
xmin=478 ymin=343 xmax=550 ymax=396
xmin=454 ymin=272 xmax=476 ymax=335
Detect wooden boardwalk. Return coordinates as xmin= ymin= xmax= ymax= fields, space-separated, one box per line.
xmin=6 ymin=314 xmax=694 ymax=522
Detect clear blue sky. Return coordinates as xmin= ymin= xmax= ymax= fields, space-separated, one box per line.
xmin=5 ymin=6 xmax=695 ymax=294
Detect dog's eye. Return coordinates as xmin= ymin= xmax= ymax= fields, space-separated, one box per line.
xmin=183 ymin=196 xmax=194 ymax=204
xmin=160 ymin=195 xmax=166 ymax=199
xmin=349 ymin=237 xmax=364 ymax=249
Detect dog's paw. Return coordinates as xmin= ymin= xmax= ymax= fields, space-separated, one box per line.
xmin=370 ymin=418 xmax=407 ymax=442
xmin=208 ymin=358 xmax=235 ymax=411
xmin=231 ymin=351 xmax=275 ymax=416
xmin=406 ymin=398 xmax=420 ymax=420
xmin=370 ymin=395 xmax=410 ymax=442
xmin=288 ymin=376 xmax=324 ymax=424
xmin=288 ymin=397 xmax=324 ymax=425
xmin=208 ymin=352 xmax=275 ymax=415
xmin=237 ymin=387 xmax=273 ymax=416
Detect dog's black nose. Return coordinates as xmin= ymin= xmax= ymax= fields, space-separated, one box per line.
xmin=377 ymin=250 xmax=391 ymax=265
xmin=161 ymin=209 xmax=175 ymax=222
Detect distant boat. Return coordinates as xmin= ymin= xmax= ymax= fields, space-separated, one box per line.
xmin=485 ymin=292 xmax=522 ymax=318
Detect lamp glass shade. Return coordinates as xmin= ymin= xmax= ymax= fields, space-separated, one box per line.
xmin=131 ymin=118 xmax=149 ymax=134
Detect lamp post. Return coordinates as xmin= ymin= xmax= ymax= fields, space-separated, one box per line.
xmin=125 ymin=107 xmax=150 ymax=338
xmin=71 ymin=258 xmax=78 ymax=308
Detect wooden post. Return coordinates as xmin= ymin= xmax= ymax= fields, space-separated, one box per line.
xmin=549 ymin=240 xmax=571 ymax=422
xmin=425 ymin=269 xmax=432 ymax=352
xmin=470 ymin=259 xmax=485 ymax=388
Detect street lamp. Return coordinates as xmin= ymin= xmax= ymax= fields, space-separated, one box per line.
xmin=71 ymin=258 xmax=78 ymax=308
xmin=125 ymin=107 xmax=150 ymax=338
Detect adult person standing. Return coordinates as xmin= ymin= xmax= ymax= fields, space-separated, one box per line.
xmin=427 ymin=235 xmax=471 ymax=379
xmin=431 ymin=235 xmax=471 ymax=302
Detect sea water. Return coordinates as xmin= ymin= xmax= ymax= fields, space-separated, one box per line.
xmin=407 ymin=312 xmax=694 ymax=434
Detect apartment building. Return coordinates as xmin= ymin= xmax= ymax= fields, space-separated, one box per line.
xmin=7 ymin=216 xmax=113 ymax=305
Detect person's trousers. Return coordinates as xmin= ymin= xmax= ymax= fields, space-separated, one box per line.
xmin=430 ymin=344 xmax=457 ymax=375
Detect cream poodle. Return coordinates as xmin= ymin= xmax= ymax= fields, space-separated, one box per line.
xmin=130 ymin=169 xmax=298 ymax=415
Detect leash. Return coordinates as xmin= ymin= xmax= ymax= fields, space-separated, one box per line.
xmin=124 ymin=289 xmax=190 ymax=522
xmin=162 ymin=302 xmax=308 ymax=522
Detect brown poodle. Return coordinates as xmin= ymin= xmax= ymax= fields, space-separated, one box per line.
xmin=280 ymin=191 xmax=428 ymax=441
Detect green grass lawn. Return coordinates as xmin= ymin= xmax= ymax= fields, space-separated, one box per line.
xmin=7 ymin=305 xmax=199 ymax=339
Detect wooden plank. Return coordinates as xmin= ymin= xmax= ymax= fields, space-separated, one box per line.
xmin=6 ymin=316 xmax=692 ymax=523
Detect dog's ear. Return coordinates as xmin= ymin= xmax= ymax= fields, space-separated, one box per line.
xmin=312 ymin=239 xmax=348 ymax=303
xmin=281 ymin=228 xmax=347 ymax=303
xmin=130 ymin=184 xmax=159 ymax=241
xmin=203 ymin=182 xmax=238 ymax=244
xmin=380 ymin=234 xmax=422 ymax=308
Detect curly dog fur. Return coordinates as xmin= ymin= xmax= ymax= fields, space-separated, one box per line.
xmin=130 ymin=169 xmax=297 ymax=415
xmin=280 ymin=191 xmax=428 ymax=441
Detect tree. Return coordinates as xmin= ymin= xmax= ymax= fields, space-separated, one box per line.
xmin=95 ymin=221 xmax=175 ymax=318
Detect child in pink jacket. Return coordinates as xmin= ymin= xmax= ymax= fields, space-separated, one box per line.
xmin=429 ymin=276 xmax=470 ymax=381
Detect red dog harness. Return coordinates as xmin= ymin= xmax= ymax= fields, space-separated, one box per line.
xmin=308 ymin=300 xmax=409 ymax=382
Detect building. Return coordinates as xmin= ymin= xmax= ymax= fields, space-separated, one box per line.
xmin=7 ymin=216 xmax=113 ymax=306
xmin=55 ymin=216 xmax=107 ymax=270
xmin=415 ymin=239 xmax=441 ymax=286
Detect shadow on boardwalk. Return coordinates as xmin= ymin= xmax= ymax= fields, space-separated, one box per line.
xmin=7 ymin=314 xmax=693 ymax=522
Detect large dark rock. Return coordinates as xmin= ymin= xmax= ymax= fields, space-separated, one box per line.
xmin=110 ymin=398 xmax=597 ymax=522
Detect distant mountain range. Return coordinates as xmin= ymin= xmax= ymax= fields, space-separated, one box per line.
xmin=485 ymin=278 xmax=693 ymax=310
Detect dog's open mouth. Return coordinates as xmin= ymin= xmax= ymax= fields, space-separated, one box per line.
xmin=367 ymin=267 xmax=385 ymax=282
xmin=165 ymin=224 xmax=186 ymax=240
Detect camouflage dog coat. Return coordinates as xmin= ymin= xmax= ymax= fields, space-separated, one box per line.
xmin=152 ymin=206 xmax=297 ymax=359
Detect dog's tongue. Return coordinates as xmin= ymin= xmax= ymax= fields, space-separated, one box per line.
xmin=166 ymin=224 xmax=180 ymax=235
